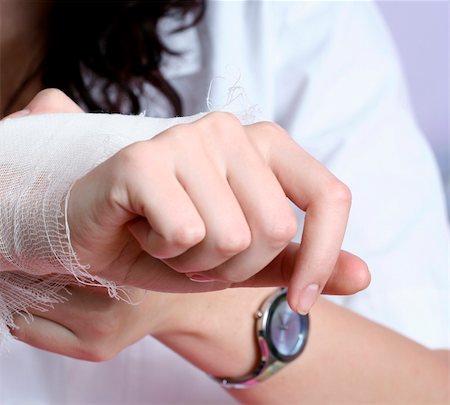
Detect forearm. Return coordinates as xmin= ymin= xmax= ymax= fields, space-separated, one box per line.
xmin=155 ymin=289 xmax=449 ymax=404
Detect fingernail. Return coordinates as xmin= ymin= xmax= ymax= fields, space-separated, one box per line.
xmin=296 ymin=284 xmax=320 ymax=315
xmin=186 ymin=273 xmax=214 ymax=283
xmin=4 ymin=109 xmax=30 ymax=120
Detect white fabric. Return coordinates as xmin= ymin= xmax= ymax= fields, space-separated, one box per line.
xmin=0 ymin=1 xmax=448 ymax=404
xmin=0 ymin=112 xmax=203 ymax=351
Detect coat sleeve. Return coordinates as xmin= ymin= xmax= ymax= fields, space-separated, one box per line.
xmin=269 ymin=1 xmax=449 ymax=348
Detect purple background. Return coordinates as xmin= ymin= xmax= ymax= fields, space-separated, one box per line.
xmin=376 ymin=0 xmax=449 ymax=213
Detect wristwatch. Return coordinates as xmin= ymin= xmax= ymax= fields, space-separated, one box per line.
xmin=211 ymin=288 xmax=309 ymax=389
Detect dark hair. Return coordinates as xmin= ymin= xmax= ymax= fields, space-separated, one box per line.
xmin=9 ymin=0 xmax=205 ymax=116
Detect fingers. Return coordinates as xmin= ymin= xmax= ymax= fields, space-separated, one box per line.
xmin=122 ymin=242 xmax=368 ymax=296
xmin=196 ymin=138 xmax=297 ymax=282
xmin=12 ymin=246 xmax=367 ymax=363
xmin=12 ymin=314 xmax=83 ymax=359
xmin=247 ymin=122 xmax=352 ymax=313
xmin=11 ymin=285 xmax=150 ymax=362
xmin=13 ymin=312 xmax=122 ymax=362
xmin=124 ymin=149 xmax=206 ymax=259
xmin=67 ymin=110 xmax=360 ymax=303
xmin=123 ymin=251 xmax=231 ymax=293
xmin=4 ymin=88 xmax=83 ymax=118
xmin=119 ymin=137 xmax=251 ymax=268
xmin=288 ymin=184 xmax=351 ymax=313
xmin=320 ymin=250 xmax=370 ymax=294
xmin=162 ymin=146 xmax=251 ymax=272
xmin=236 ymin=243 xmax=371 ymax=295
xmin=152 ymin=115 xmax=293 ymax=282
xmin=115 ymin=115 xmax=356 ymax=304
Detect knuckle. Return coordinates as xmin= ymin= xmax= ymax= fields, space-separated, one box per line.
xmin=170 ymin=224 xmax=206 ymax=248
xmin=109 ymin=142 xmax=154 ymax=196
xmin=327 ymin=180 xmax=352 ymax=207
xmin=115 ymin=141 xmax=147 ymax=170
xmin=185 ymin=112 xmax=250 ymax=153
xmin=246 ymin=121 xmax=290 ymax=158
xmin=202 ymin=112 xmax=243 ymax=143
xmin=204 ymin=111 xmax=241 ymax=127
xmin=160 ymin=123 xmax=190 ymax=144
xmin=251 ymin=121 xmax=288 ymax=139
xmin=214 ymin=229 xmax=251 ymax=256
xmin=112 ymin=146 xmax=138 ymax=179
xmin=263 ymin=213 xmax=298 ymax=248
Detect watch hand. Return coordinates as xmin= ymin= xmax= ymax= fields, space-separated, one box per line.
xmin=278 ymin=313 xmax=287 ymax=329
xmin=286 ymin=317 xmax=295 ymax=327
xmin=283 ymin=313 xmax=293 ymax=329
xmin=278 ymin=315 xmax=289 ymax=332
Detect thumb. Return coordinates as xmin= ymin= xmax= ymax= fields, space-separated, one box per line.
xmin=236 ymin=243 xmax=371 ymax=298
xmin=4 ymin=88 xmax=83 ymax=118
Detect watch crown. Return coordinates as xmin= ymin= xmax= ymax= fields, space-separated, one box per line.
xmin=255 ymin=311 xmax=263 ymax=319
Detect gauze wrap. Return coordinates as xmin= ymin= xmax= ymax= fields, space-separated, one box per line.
xmin=0 ymin=112 xmax=203 ymax=350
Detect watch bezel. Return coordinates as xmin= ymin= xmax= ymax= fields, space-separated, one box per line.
xmin=211 ymin=288 xmax=310 ymax=389
xmin=261 ymin=291 xmax=309 ymax=362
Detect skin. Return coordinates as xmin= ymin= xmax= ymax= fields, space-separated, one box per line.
xmin=12 ymin=286 xmax=450 ymax=404
xmin=7 ymin=79 xmax=448 ymax=405
xmin=3 ymin=2 xmax=448 ymax=403
xmin=1 ymin=1 xmax=369 ymax=314
xmin=1 ymin=5 xmax=369 ymax=323
xmin=3 ymin=84 xmax=367 ymax=315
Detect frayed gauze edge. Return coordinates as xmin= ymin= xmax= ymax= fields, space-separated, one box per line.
xmin=0 ymin=112 xmax=204 ymax=352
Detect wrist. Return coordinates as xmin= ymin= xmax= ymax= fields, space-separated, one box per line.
xmin=152 ymin=287 xmax=277 ymax=378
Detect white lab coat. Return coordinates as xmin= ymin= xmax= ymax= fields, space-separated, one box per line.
xmin=1 ymin=1 xmax=448 ymax=404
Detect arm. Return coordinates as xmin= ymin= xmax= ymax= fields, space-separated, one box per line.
xmin=169 ymin=291 xmax=449 ymax=404
xmin=13 ymin=285 xmax=449 ymax=403
xmin=0 ymin=89 xmax=358 ymax=295
xmin=0 ymin=89 xmax=370 ymax=348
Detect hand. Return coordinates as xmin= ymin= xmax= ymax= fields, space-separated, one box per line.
xmin=11 ymin=255 xmax=368 ymax=362
xmin=11 ymin=283 xmax=274 ymax=364
xmin=6 ymin=89 xmax=369 ymax=314
xmin=10 ymin=253 xmax=368 ymax=361
xmin=11 ymin=284 xmax=168 ymax=361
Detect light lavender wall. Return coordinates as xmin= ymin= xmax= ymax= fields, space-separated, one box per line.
xmin=376 ymin=0 xmax=449 ymax=212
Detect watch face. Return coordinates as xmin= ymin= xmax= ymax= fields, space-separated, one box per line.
xmin=266 ymin=293 xmax=309 ymax=362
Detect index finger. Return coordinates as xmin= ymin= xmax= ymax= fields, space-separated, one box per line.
xmin=246 ymin=122 xmax=352 ymax=313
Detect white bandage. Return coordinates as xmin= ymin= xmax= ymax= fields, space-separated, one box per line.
xmin=0 ymin=112 xmax=203 ymax=350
